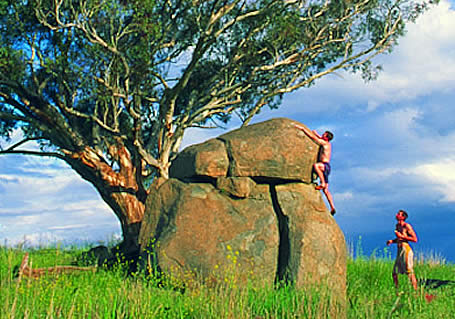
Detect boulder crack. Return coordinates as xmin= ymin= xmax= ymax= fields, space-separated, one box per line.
xmin=269 ymin=184 xmax=292 ymax=285
xmin=216 ymin=137 xmax=235 ymax=177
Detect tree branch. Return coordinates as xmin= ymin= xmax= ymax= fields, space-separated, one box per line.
xmin=0 ymin=111 xmax=30 ymax=123
xmin=0 ymin=137 xmax=44 ymax=151
xmin=0 ymin=149 xmax=65 ymax=160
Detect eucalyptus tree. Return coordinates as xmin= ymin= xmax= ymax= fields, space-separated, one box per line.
xmin=0 ymin=0 xmax=436 ymax=250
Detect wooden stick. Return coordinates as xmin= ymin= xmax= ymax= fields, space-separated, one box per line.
xmin=16 ymin=253 xmax=96 ymax=279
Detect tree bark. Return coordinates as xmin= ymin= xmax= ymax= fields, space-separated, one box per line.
xmin=63 ymin=144 xmax=147 ymax=253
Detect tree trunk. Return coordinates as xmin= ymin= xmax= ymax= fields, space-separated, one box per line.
xmin=63 ymin=145 xmax=147 ymax=253
xmin=97 ymin=188 xmax=145 ymax=253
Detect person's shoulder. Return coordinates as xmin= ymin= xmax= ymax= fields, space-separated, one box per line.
xmin=321 ymin=139 xmax=331 ymax=146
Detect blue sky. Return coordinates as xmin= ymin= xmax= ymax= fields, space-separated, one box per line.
xmin=1 ymin=1 xmax=455 ymax=262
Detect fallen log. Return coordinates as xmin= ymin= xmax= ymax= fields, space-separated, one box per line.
xmin=15 ymin=252 xmax=97 ymax=281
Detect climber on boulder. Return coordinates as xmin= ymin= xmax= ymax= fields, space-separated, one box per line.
xmin=293 ymin=123 xmax=336 ymax=216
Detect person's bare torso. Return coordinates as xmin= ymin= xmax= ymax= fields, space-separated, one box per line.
xmin=396 ymin=223 xmax=412 ymax=247
xmin=318 ymin=142 xmax=332 ymax=163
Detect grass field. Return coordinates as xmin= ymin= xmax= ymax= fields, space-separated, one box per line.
xmin=1 ymin=245 xmax=454 ymax=318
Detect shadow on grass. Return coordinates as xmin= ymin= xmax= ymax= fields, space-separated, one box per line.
xmin=419 ymin=278 xmax=455 ymax=289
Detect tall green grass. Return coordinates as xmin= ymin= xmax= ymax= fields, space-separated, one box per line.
xmin=1 ymin=245 xmax=454 ymax=318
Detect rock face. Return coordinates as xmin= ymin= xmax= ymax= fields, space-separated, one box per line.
xmin=140 ymin=178 xmax=279 ymax=285
xmin=139 ymin=118 xmax=346 ymax=302
xmin=169 ymin=117 xmax=319 ymax=182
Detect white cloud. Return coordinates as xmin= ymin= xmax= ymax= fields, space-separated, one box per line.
xmin=340 ymin=103 xmax=455 ymax=204
xmin=61 ymin=200 xmax=112 ymax=215
xmin=15 ymin=214 xmax=44 ymax=225
xmin=366 ymin=0 xmax=455 ymax=102
xmin=1 ymin=209 xmax=121 ymax=247
xmin=180 ymin=126 xmax=228 ymax=149
xmin=380 ymin=107 xmax=423 ymax=135
xmin=0 ymin=129 xmax=24 ymax=148
xmin=1 ymin=2 xmax=454 ymax=260
xmin=335 ymin=191 xmax=354 ymax=201
xmin=48 ymin=224 xmax=93 ymax=230
xmin=0 ymin=174 xmax=17 ymax=182
xmin=0 ymin=171 xmax=73 ymax=196
xmin=3 ymin=232 xmax=65 ymax=247
xmin=278 ymin=0 xmax=455 ymax=116
xmin=353 ymin=167 xmax=404 ymax=181
xmin=0 ymin=155 xmax=110 ymax=209
xmin=0 ymin=129 xmax=44 ymax=152
xmin=0 ymin=154 xmax=119 ymax=245
xmin=413 ymin=158 xmax=455 ymax=202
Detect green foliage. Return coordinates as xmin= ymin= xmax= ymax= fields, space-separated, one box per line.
xmin=0 ymin=0 xmax=437 ymax=151
xmin=0 ymin=0 xmax=439 ymax=243
xmin=1 ymin=246 xmax=455 ymax=318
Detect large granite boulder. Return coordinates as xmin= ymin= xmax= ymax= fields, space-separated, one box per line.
xmin=139 ymin=118 xmax=346 ymax=306
xmin=169 ymin=117 xmax=319 ymax=182
xmin=140 ymin=178 xmax=279 ymax=285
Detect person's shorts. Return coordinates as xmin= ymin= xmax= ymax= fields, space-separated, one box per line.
xmin=393 ymin=243 xmax=414 ymax=275
xmin=322 ymin=162 xmax=331 ymax=184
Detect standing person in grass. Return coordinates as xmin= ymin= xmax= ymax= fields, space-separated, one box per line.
xmin=293 ymin=123 xmax=336 ymax=216
xmin=387 ymin=210 xmax=418 ymax=291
